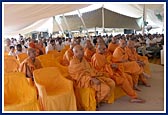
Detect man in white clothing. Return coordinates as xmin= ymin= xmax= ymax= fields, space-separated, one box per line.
xmin=45 ymin=39 xmax=56 ymax=53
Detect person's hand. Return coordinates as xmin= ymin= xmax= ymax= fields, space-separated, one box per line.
xmin=111 ymin=63 xmax=118 ymax=69
xmin=91 ymin=78 xmax=100 ymax=85
xmin=137 ymin=61 xmax=145 ymax=67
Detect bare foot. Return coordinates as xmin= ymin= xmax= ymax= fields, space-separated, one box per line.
xmin=134 ymin=86 xmax=141 ymax=91
xmin=130 ymin=98 xmax=146 ymax=103
xmin=143 ymin=72 xmax=151 ymax=79
xmin=144 ymin=83 xmax=151 ymax=87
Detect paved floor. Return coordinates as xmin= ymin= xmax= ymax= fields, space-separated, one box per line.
xmin=97 ymin=63 xmax=164 ymax=111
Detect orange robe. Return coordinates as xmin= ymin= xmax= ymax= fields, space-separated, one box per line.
xmin=125 ymin=47 xmax=151 ymax=85
xmin=91 ymin=53 xmax=137 ymax=99
xmin=84 ymin=48 xmax=95 ymax=62
xmin=60 ymin=45 xmax=70 ymax=55
xmin=68 ymin=57 xmax=115 ymax=103
xmin=36 ymin=44 xmax=46 ymax=54
xmin=19 ymin=57 xmax=42 ymax=85
xmin=113 ymin=46 xmax=143 ymax=75
xmin=29 ymin=42 xmax=35 ymax=48
xmin=62 ymin=48 xmax=74 ymax=66
xmin=108 ymin=42 xmax=119 ymax=55
xmin=125 ymin=47 xmax=151 ymax=75
xmin=29 ymin=42 xmax=41 ymax=56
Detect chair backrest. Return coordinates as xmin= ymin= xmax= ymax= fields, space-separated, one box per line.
xmin=4 ymin=72 xmax=37 ymax=105
xmin=60 ymin=45 xmax=70 ymax=55
xmin=33 ymin=67 xmax=71 ymax=91
xmin=37 ymin=54 xmax=69 ymax=77
xmin=4 ymin=56 xmax=19 ymax=73
xmin=47 ymin=50 xmax=60 ymax=58
xmin=17 ymin=53 xmax=28 ymax=64
xmin=4 ymin=52 xmax=9 ymax=56
xmin=36 ymin=54 xmax=56 ymax=67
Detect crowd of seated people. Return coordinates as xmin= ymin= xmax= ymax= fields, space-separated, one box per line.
xmin=4 ymin=33 xmax=164 ymax=111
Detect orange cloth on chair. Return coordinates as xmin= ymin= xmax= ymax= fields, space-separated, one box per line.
xmin=60 ymin=45 xmax=70 ymax=55
xmin=47 ymin=50 xmax=60 ymax=58
xmin=4 ymin=55 xmax=19 ymax=73
xmin=17 ymin=53 xmax=28 ymax=64
xmin=4 ymin=72 xmax=40 ymax=111
xmin=37 ymin=54 xmax=69 ymax=77
xmin=68 ymin=57 xmax=115 ymax=110
xmin=91 ymin=53 xmax=137 ymax=99
xmin=33 ymin=67 xmax=77 ymax=111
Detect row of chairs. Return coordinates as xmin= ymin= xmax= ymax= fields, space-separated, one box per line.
xmin=4 ymin=51 xmax=126 ymax=111
xmin=4 ymin=67 xmax=77 ymax=111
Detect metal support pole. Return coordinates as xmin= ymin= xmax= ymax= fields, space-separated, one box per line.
xmin=63 ymin=14 xmax=71 ymax=37
xmin=78 ymin=10 xmax=89 ymax=36
xmin=142 ymin=4 xmax=146 ymax=36
xmin=55 ymin=16 xmax=64 ymax=36
xmin=102 ymin=5 xmax=105 ymax=35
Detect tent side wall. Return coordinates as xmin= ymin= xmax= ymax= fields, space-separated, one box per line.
xmin=104 ymin=8 xmax=141 ymax=30
xmin=82 ymin=8 xmax=102 ymax=28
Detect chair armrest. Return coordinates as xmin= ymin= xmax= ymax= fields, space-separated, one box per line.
xmin=34 ymin=83 xmax=47 ymax=111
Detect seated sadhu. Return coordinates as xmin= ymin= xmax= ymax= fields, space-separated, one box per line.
xmin=91 ymin=43 xmax=145 ymax=103
xmin=28 ymin=40 xmax=42 ymax=57
xmin=108 ymin=36 xmax=119 ymax=55
xmin=113 ymin=39 xmax=150 ymax=91
xmin=19 ymin=48 xmax=42 ymax=85
xmin=84 ymin=40 xmax=96 ymax=62
xmin=62 ymin=41 xmax=76 ymax=66
xmin=68 ymin=45 xmax=115 ymax=104
xmin=125 ymin=40 xmax=151 ymax=87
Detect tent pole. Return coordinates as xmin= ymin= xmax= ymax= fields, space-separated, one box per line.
xmin=102 ymin=4 xmax=105 ymax=35
xmin=55 ymin=16 xmax=65 ymax=37
xmin=63 ymin=14 xmax=71 ymax=36
xmin=95 ymin=27 xmax=97 ymax=36
xmin=52 ymin=16 xmax=55 ymax=35
xmin=142 ymin=4 xmax=146 ymax=36
xmin=78 ymin=10 xmax=89 ymax=37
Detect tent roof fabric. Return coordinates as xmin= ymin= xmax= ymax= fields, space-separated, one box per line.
xmin=4 ymin=3 xmax=164 ymax=36
xmin=104 ymin=8 xmax=140 ymax=29
xmin=4 ymin=4 xmax=90 ymax=33
xmin=54 ymin=7 xmax=140 ymax=32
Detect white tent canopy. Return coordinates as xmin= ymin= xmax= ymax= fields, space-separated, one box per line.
xmin=4 ymin=3 xmax=90 ymax=34
xmin=3 ymin=3 xmax=164 ymax=37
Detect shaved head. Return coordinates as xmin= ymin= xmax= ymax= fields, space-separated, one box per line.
xmin=97 ymin=43 xmax=106 ymax=54
xmin=97 ymin=37 xmax=105 ymax=45
xmin=127 ymin=40 xmax=134 ymax=48
xmin=119 ymin=39 xmax=127 ymax=48
xmin=111 ymin=37 xmax=117 ymax=44
xmin=73 ymin=45 xmax=84 ymax=61
xmin=28 ymin=48 xmax=35 ymax=55
xmin=27 ymin=48 xmax=36 ymax=60
xmin=85 ymin=40 xmax=93 ymax=49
